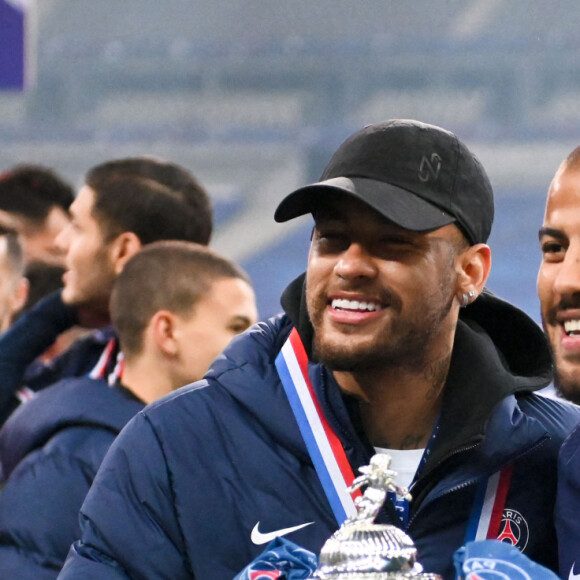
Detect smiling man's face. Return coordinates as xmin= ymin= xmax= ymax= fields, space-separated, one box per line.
xmin=305 ymin=195 xmax=463 ymax=374
xmin=538 ymin=164 xmax=580 ymax=403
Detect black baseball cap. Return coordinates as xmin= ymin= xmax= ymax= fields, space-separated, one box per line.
xmin=274 ymin=119 xmax=494 ymax=244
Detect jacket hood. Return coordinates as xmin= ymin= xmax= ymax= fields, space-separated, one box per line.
xmin=278 ymin=273 xmax=553 ymax=476
xmin=0 ymin=377 xmax=144 ymax=479
xmin=280 ymin=272 xmax=552 ymax=392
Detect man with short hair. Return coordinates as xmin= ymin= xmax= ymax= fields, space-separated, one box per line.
xmin=0 ymin=241 xmax=257 ymax=579
xmin=0 ymin=225 xmax=28 ymax=333
xmin=109 ymin=241 xmax=257 ymax=404
xmin=0 ymin=157 xmax=212 ymax=424
xmin=0 ymin=164 xmax=74 ymax=267
xmin=60 ymin=120 xmax=579 ymax=580
xmin=537 ymin=146 xmax=580 ymax=578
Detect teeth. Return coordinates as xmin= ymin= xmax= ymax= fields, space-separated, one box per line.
xmin=564 ymin=320 xmax=580 ymax=335
xmin=331 ymin=299 xmax=381 ymax=312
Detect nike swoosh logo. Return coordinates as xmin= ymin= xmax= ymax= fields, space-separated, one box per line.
xmin=250 ymin=521 xmax=314 ymax=545
xmin=569 ymin=563 xmax=580 ymax=580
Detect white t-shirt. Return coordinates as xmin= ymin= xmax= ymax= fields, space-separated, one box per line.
xmin=374 ymin=446 xmax=425 ymax=490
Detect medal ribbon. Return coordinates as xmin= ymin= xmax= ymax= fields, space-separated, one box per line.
xmin=275 ymin=328 xmax=359 ymax=525
xmin=88 ymin=338 xmax=117 ymax=379
xmin=465 ymin=464 xmax=513 ymax=542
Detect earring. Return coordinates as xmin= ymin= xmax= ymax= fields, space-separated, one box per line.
xmin=461 ymin=291 xmax=476 ymax=308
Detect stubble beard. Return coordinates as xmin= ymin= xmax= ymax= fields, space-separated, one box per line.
xmin=309 ymin=284 xmax=456 ymax=374
xmin=553 ymin=371 xmax=580 ymax=404
xmin=542 ymin=312 xmax=580 ymax=404
xmin=65 ymin=248 xmax=116 ymax=314
xmin=549 ymin=341 xmax=580 ymax=404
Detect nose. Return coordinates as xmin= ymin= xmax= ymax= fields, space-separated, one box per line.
xmin=334 ymin=242 xmax=377 ymax=280
xmin=553 ymin=244 xmax=580 ymax=297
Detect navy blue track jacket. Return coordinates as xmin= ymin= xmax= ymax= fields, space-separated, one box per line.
xmin=0 ymin=377 xmax=144 ymax=579
xmin=555 ymin=422 xmax=580 ymax=579
xmin=59 ymin=278 xmax=580 ymax=579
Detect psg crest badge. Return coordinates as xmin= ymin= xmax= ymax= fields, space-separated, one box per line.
xmin=496 ymin=509 xmax=529 ymax=552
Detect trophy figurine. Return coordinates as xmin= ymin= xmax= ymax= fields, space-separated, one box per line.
xmin=312 ymin=454 xmax=441 ymax=579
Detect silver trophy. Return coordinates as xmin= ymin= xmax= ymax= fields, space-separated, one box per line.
xmin=312 ymin=454 xmax=441 ymax=579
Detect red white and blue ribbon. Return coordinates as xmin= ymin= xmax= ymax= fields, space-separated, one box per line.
xmin=465 ymin=465 xmax=512 ymax=542
xmin=276 ymin=327 xmax=513 ymax=537
xmin=275 ymin=328 xmax=359 ymax=525
xmin=88 ymin=337 xmax=124 ymax=383
xmin=88 ymin=338 xmax=117 ymax=380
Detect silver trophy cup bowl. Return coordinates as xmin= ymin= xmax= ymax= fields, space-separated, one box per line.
xmin=311 ymin=454 xmax=442 ymax=579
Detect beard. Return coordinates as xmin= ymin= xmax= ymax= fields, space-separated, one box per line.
xmin=542 ymin=311 xmax=580 ymax=404
xmin=308 ymin=278 xmax=456 ymax=374
xmin=549 ymin=349 xmax=580 ymax=404
xmin=554 ymin=372 xmax=580 ymax=404
xmin=63 ymin=245 xmax=116 ymax=313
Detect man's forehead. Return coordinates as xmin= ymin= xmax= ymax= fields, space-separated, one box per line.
xmin=544 ymin=171 xmax=580 ymax=226
xmin=548 ymin=166 xmax=580 ymax=199
xmin=70 ymin=186 xmax=95 ymax=215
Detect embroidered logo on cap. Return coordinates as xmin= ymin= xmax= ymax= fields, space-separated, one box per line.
xmin=418 ymin=153 xmax=442 ymax=182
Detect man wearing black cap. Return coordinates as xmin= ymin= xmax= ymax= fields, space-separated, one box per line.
xmin=60 ymin=120 xmax=580 ymax=580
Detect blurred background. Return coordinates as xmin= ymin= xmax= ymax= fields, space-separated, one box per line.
xmin=1 ymin=0 xmax=579 ymax=322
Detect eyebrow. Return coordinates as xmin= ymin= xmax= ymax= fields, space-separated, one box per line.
xmin=538 ymin=226 xmax=566 ymax=241
xmin=230 ymin=315 xmax=252 ymax=326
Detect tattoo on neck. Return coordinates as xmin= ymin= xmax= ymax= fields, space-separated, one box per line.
xmin=424 ymin=354 xmax=451 ymax=400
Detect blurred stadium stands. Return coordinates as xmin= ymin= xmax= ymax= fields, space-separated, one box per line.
xmin=1 ymin=0 xmax=580 ymax=321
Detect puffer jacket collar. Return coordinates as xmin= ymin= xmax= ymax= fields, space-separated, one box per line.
xmin=279 ymin=273 xmax=553 ymax=476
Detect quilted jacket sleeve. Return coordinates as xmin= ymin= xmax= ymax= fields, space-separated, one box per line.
xmin=0 ymin=426 xmax=116 ymax=578
xmin=58 ymin=412 xmax=192 ymax=579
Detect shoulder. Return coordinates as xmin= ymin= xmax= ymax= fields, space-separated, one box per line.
xmin=27 ymin=423 xmax=118 ymax=471
xmin=0 ymin=378 xmax=143 ymax=478
xmin=6 ymin=376 xmax=142 ymax=432
xmin=559 ymin=420 xmax=580 ymax=471
xmin=518 ymin=392 xmax=580 ymax=439
xmin=0 ymin=420 xmax=119 ymax=493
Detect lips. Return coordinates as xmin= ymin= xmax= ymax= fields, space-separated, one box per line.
xmin=555 ymin=317 xmax=580 ymax=355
